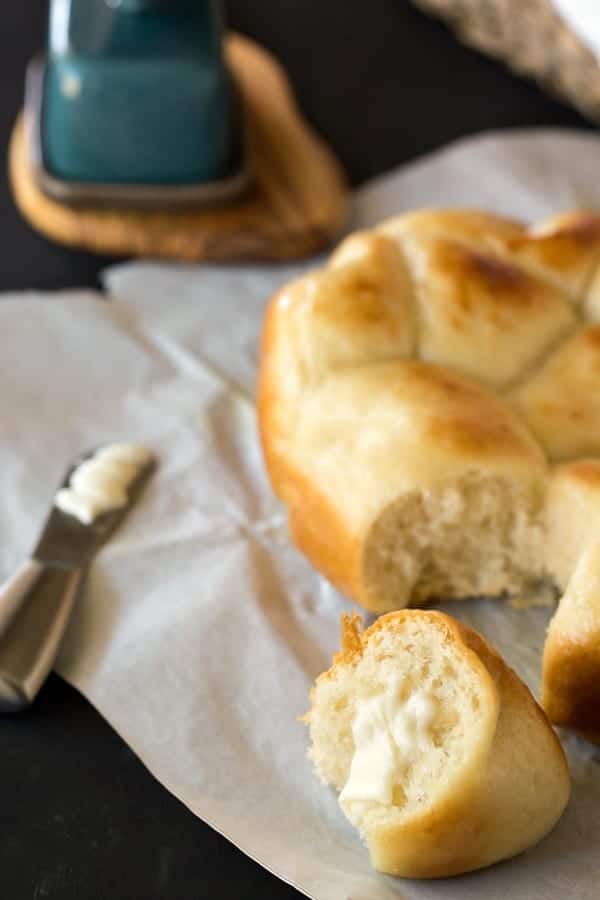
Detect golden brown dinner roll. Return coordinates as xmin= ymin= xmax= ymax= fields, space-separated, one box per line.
xmin=542 ymin=459 xmax=600 ymax=743
xmin=510 ymin=326 xmax=600 ymax=462
xmin=583 ymin=259 xmax=600 ymax=320
xmin=378 ymin=208 xmax=600 ymax=298
xmin=545 ymin=460 xmax=600 ymax=589
xmin=380 ymin=219 xmax=576 ymax=388
xmin=286 ymin=360 xmax=547 ymax=613
xmin=306 ymin=611 xmax=570 ymax=878
xmin=543 ymin=538 xmax=600 ymax=743
xmin=258 ymin=232 xmax=416 ymax=499
xmin=258 ymin=207 xmax=600 ymax=739
xmin=488 ymin=210 xmax=600 ymax=298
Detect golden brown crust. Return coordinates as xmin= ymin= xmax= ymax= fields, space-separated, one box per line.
xmin=510 ymin=326 xmax=600 ymax=461
xmin=542 ymin=535 xmax=600 ymax=741
xmin=399 ymin=362 xmax=544 ymax=463
xmin=543 ymin=632 xmax=600 ymax=742
xmin=285 ymin=468 xmax=363 ymax=602
xmin=258 ymin=207 xmax=600 ymax=741
xmin=498 ymin=211 xmax=600 ymax=297
xmin=544 ymin=459 xmax=600 ymax=591
xmin=378 ymin=208 xmax=526 ymax=251
xmin=336 ymin=612 xmax=364 ymax=662
xmin=310 ymin=610 xmax=569 ymax=878
xmin=458 ymin=618 xmax=567 ymax=764
xmin=380 ymin=208 xmax=600 ymax=297
xmin=258 ymin=283 xmax=365 ymax=604
xmin=256 ymin=286 xmax=291 ymax=499
xmin=401 ymin=233 xmax=575 ymax=387
xmin=553 ymin=457 xmax=600 ymax=487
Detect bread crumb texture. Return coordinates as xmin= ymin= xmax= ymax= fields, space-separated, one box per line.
xmin=308 ymin=611 xmax=570 ymax=878
xmin=258 ymin=209 xmax=600 ymax=741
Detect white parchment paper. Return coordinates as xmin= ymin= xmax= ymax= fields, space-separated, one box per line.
xmin=2 ymin=128 xmax=600 ymax=899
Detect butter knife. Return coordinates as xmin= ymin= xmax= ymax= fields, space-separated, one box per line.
xmin=0 ymin=448 xmax=155 ymax=712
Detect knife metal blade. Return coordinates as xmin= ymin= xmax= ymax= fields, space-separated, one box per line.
xmin=0 ymin=446 xmax=156 ymax=711
xmin=33 ymin=448 xmax=156 ymax=569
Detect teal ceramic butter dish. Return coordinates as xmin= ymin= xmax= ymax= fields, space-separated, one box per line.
xmin=27 ymin=0 xmax=249 ymax=208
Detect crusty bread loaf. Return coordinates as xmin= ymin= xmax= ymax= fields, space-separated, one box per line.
xmin=258 ymin=208 xmax=600 ymax=739
xmin=306 ymin=610 xmax=570 ymax=878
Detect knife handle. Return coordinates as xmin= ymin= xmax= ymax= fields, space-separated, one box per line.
xmin=0 ymin=559 xmax=83 ymax=712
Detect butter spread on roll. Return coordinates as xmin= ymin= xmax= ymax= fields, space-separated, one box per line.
xmin=339 ymin=684 xmax=435 ymax=808
xmin=306 ymin=610 xmax=570 ymax=879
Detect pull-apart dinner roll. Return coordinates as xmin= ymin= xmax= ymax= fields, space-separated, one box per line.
xmin=307 ymin=611 xmax=570 ymax=878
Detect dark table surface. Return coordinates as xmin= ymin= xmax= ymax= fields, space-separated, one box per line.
xmin=1 ymin=3 xmax=593 ymax=899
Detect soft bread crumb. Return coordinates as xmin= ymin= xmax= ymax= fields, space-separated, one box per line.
xmin=309 ymin=612 xmax=494 ymax=823
xmin=363 ymin=473 xmax=547 ymax=612
xmin=308 ymin=610 xmax=570 ymax=878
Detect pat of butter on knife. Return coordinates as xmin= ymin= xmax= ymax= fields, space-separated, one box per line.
xmin=55 ymin=443 xmax=153 ymax=524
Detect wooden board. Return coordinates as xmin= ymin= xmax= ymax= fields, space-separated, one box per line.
xmin=9 ymin=34 xmax=347 ymax=263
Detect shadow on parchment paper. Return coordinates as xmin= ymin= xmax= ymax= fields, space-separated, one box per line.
xmin=246 ymin=537 xmax=331 ymax=682
xmin=57 ymin=566 xmax=113 ymax=683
